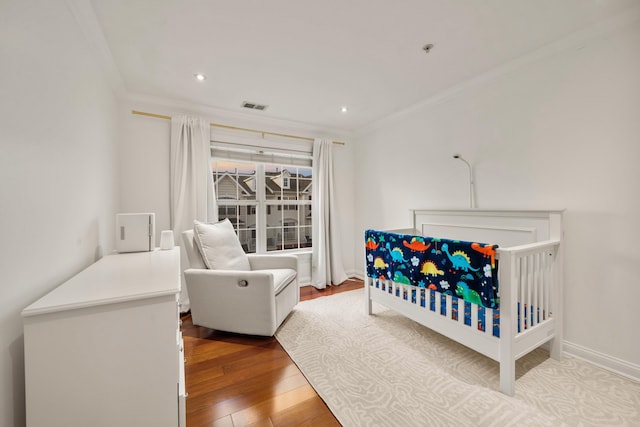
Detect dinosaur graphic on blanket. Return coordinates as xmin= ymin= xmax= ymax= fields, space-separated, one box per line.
xmin=442 ymin=243 xmax=479 ymax=272
xmin=386 ymin=244 xmax=405 ymax=262
xmin=393 ymin=271 xmax=412 ymax=285
xmin=373 ymin=257 xmax=388 ymax=269
xmin=455 ymin=275 xmax=483 ymax=306
xmin=403 ymin=238 xmax=431 ymax=252
xmin=471 ymin=242 xmax=497 ymax=268
xmin=420 ymin=260 xmax=444 ymax=277
xmin=365 ymin=239 xmax=379 ymax=250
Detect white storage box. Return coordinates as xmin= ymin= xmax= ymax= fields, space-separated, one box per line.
xmin=115 ymin=213 xmax=155 ymax=253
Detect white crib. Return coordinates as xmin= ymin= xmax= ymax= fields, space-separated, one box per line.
xmin=364 ymin=209 xmax=563 ymax=396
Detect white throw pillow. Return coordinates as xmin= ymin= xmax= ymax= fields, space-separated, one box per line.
xmin=192 ymin=219 xmax=250 ymax=271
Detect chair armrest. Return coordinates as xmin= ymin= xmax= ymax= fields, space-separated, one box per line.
xmin=247 ymin=254 xmax=298 ymax=271
xmin=184 ymin=268 xmax=275 ymax=290
xmin=183 ymin=268 xmax=279 ymax=336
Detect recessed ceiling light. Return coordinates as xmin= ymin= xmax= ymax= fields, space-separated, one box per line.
xmin=340 ymin=106 xmax=348 ymax=113
xmin=194 ymin=73 xmax=207 ymax=81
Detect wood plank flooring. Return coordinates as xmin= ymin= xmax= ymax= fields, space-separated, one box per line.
xmin=181 ymin=278 xmax=363 ymax=427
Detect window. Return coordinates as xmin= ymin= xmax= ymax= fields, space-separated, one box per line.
xmin=211 ymin=163 xmax=257 ymax=252
xmin=212 ymin=159 xmax=313 ymax=253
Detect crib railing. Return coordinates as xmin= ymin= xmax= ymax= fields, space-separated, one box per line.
xmin=368 ymin=279 xmax=500 ymax=335
xmin=366 ymin=239 xmax=561 ymax=341
xmin=498 ymin=240 xmax=561 ymax=338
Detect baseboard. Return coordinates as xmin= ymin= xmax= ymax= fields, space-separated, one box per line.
xmin=563 ymin=340 xmax=640 ymax=382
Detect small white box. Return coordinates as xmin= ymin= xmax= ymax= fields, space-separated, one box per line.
xmin=115 ymin=213 xmax=155 ymax=253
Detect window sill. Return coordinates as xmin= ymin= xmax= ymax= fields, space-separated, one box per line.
xmin=268 ymin=248 xmax=312 ymax=256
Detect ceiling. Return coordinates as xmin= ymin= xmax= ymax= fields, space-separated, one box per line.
xmin=88 ymin=0 xmax=637 ymax=132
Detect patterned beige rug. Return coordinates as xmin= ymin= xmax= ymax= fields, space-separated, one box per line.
xmin=275 ymin=289 xmax=640 ymax=427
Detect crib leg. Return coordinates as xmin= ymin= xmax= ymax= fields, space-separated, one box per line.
xmin=365 ymin=278 xmax=373 ymax=315
xmin=549 ymin=336 xmax=562 ymax=360
xmin=499 ymin=359 xmax=516 ymax=396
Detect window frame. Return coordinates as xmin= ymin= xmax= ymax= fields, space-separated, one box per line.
xmin=212 ymin=159 xmax=313 ymax=254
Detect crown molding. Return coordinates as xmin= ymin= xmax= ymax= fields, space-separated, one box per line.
xmin=355 ymin=4 xmax=640 ymax=137
xmin=123 ymin=91 xmax=353 ymax=142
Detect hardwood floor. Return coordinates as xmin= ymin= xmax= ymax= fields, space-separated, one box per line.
xmin=181 ymin=278 xmax=363 ymax=427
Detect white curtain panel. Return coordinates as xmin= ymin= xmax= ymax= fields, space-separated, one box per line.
xmin=311 ymin=138 xmax=347 ymax=289
xmin=170 ymin=115 xmax=218 ymax=311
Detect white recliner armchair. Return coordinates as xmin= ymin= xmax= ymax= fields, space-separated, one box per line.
xmin=182 ymin=219 xmax=299 ymax=336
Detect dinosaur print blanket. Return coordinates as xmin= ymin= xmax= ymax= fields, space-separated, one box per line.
xmin=365 ymin=230 xmax=499 ymax=309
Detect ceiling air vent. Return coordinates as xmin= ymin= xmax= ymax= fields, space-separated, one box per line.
xmin=242 ymin=101 xmax=268 ymax=111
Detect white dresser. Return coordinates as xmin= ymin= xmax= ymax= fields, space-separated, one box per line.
xmin=22 ymin=248 xmax=186 ymax=427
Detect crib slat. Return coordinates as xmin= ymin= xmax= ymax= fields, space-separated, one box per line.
xmin=445 ymin=294 xmax=452 ymax=319
xmin=534 ymin=252 xmax=544 ymax=324
xmin=471 ymin=303 xmax=478 ymax=329
xmin=545 ymin=250 xmax=552 ymax=320
xmin=535 ymin=254 xmax=539 ymax=322
xmin=542 ymin=251 xmax=548 ymax=321
xmin=523 ymin=255 xmax=533 ymax=329
xmin=546 ymin=250 xmax=551 ymax=320
xmin=527 ymin=254 xmax=533 ymax=330
xmin=486 ymin=307 xmax=494 ymax=335
xmin=522 ymin=255 xmax=528 ymax=331
xmin=526 ymin=254 xmax=532 ymax=328
xmin=517 ymin=256 xmax=524 ymax=333
xmin=523 ymin=255 xmax=529 ymax=330
xmin=531 ymin=254 xmax=536 ymax=325
xmin=538 ymin=252 xmax=543 ymax=324
xmin=536 ymin=252 xmax=543 ymax=324
xmin=538 ymin=252 xmax=543 ymax=325
xmin=531 ymin=254 xmax=536 ymax=327
xmin=521 ymin=256 xmax=526 ymax=331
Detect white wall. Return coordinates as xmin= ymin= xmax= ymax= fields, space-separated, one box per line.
xmin=354 ymin=21 xmax=640 ymax=373
xmin=0 ymin=1 xmax=119 ymax=426
xmin=119 ymin=99 xmax=356 ymax=285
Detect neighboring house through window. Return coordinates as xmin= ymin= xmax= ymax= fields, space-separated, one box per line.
xmin=211 ymin=159 xmax=313 ymax=253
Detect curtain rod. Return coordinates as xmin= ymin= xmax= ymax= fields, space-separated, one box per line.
xmin=131 ymin=110 xmax=345 ymax=145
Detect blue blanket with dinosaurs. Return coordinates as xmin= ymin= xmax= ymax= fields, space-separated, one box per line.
xmin=365 ymin=230 xmax=499 ymax=309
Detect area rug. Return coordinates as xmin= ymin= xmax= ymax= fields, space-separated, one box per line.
xmin=275 ymin=289 xmax=640 ymax=427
